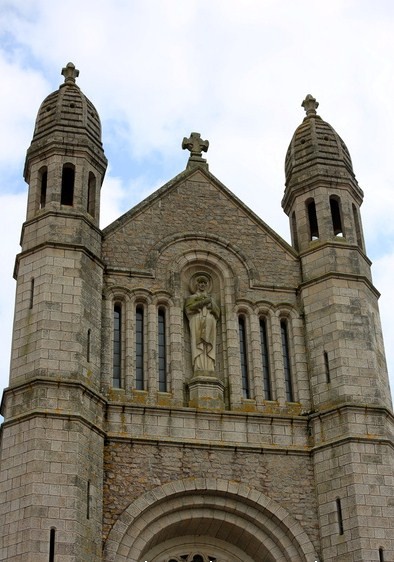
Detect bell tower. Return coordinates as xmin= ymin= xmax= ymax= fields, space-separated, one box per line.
xmin=283 ymin=96 xmax=393 ymax=561
xmin=0 ymin=63 xmax=107 ymax=561
xmin=282 ymin=94 xmax=391 ymax=410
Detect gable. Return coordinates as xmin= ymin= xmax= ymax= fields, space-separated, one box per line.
xmin=102 ymin=167 xmax=300 ymax=288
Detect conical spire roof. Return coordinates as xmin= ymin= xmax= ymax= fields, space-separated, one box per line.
xmin=31 ymin=63 xmax=103 ymax=151
xmin=284 ymin=95 xmax=358 ymax=188
xmin=25 ymin=63 xmax=107 ymax=181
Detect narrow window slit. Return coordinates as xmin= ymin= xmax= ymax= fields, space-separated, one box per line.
xmin=352 ymin=203 xmax=363 ymax=249
xmin=158 ymin=308 xmax=167 ymax=392
xmin=136 ymin=305 xmax=144 ymax=390
xmin=87 ymin=172 xmax=96 ymax=217
xmin=87 ymin=329 xmax=91 ymax=363
xmin=379 ymin=547 xmax=384 ymax=562
xmin=330 ymin=196 xmax=344 ymax=236
xmin=49 ymin=527 xmax=56 ymax=562
xmin=336 ymin=498 xmax=344 ymax=535
xmin=61 ymin=164 xmax=75 ymax=206
xmin=40 ymin=168 xmax=47 ymax=209
xmin=281 ymin=320 xmax=294 ymax=401
xmin=87 ymin=480 xmax=91 ymax=519
xmin=260 ymin=318 xmax=272 ymax=400
xmin=239 ymin=316 xmax=250 ymax=398
xmin=324 ymin=351 xmax=330 ymax=383
xmin=307 ymin=199 xmax=319 ymax=240
xmin=29 ymin=278 xmax=35 ymax=309
xmin=113 ymin=304 xmax=122 ymax=388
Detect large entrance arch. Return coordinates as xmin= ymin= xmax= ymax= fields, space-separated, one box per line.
xmin=104 ymin=478 xmax=318 ymax=562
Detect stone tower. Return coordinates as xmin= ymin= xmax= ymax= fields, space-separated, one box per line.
xmin=0 ymin=63 xmax=107 ymax=560
xmin=0 ymin=67 xmax=393 ymax=562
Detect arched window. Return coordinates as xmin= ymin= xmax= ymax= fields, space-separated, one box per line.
xmin=379 ymin=547 xmax=385 ymax=562
xmin=158 ymin=308 xmax=167 ymax=392
xmin=280 ymin=320 xmax=294 ymax=402
xmin=87 ymin=172 xmax=96 ymax=217
xmin=260 ymin=317 xmax=272 ymax=400
xmin=61 ymin=163 xmax=75 ymax=206
xmin=306 ymin=199 xmax=319 ymax=240
xmin=136 ymin=305 xmax=144 ymax=390
xmin=113 ymin=303 xmax=122 ymax=388
xmin=291 ymin=211 xmax=299 ymax=251
xmin=238 ymin=315 xmax=250 ymax=398
xmin=352 ymin=203 xmax=363 ymax=249
xmin=39 ymin=167 xmax=47 ymax=209
xmin=330 ymin=196 xmax=344 ymax=236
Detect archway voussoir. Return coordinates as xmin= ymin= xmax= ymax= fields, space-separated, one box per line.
xmin=104 ymin=477 xmax=317 ymax=562
xmin=193 ymin=476 xmax=207 ymax=490
xmin=183 ymin=477 xmax=198 ymax=491
xmin=216 ymin=478 xmax=229 ymax=493
xmin=246 ymin=488 xmax=263 ymax=505
xmin=226 ymin=480 xmax=241 ymax=495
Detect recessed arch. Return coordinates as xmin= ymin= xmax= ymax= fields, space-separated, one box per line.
xmin=152 ymin=231 xmax=259 ymax=284
xmin=104 ymin=478 xmax=318 ymax=562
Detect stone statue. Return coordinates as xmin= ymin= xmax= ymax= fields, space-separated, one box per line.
xmin=184 ymin=274 xmax=220 ymax=374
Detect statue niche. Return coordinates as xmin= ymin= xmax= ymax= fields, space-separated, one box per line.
xmin=184 ymin=274 xmax=220 ymax=375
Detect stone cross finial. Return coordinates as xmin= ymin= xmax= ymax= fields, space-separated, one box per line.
xmin=302 ymin=94 xmax=319 ymax=117
xmin=182 ymin=132 xmax=209 ymax=158
xmin=61 ymin=62 xmax=80 ymax=84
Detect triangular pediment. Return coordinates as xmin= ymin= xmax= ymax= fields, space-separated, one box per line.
xmin=102 ymin=165 xmax=300 ymax=288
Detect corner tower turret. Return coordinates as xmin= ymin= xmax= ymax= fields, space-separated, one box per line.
xmin=282 ymin=95 xmax=391 ymax=411
xmin=283 ymin=94 xmax=365 ymax=255
xmin=0 ymin=64 xmax=107 ymax=560
xmin=24 ymin=62 xmax=107 ymax=227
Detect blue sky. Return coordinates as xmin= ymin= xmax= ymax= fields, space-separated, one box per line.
xmin=0 ymin=0 xmax=393 ymax=401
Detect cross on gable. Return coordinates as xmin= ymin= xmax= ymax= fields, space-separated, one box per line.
xmin=182 ymin=132 xmax=209 ymax=158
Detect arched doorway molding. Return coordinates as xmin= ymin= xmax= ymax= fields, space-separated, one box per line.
xmin=104 ymin=478 xmax=318 ymax=562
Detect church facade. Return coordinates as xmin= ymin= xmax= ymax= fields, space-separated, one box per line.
xmin=0 ymin=63 xmax=393 ymax=561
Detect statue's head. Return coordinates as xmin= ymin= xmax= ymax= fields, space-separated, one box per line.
xmin=190 ymin=273 xmax=211 ymax=293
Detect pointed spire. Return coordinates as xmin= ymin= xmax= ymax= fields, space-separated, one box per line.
xmin=302 ymin=94 xmax=319 ymax=117
xmin=61 ymin=62 xmax=79 ymax=85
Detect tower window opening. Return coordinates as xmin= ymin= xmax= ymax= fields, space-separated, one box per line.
xmin=291 ymin=211 xmax=299 ymax=251
xmin=379 ymin=547 xmax=384 ymax=562
xmin=324 ymin=351 xmax=330 ymax=383
xmin=352 ymin=203 xmax=363 ymax=249
xmin=49 ymin=528 xmax=56 ymax=562
xmin=260 ymin=317 xmax=272 ymax=400
xmin=307 ymin=199 xmax=319 ymax=240
xmin=330 ymin=196 xmax=344 ymax=236
xmin=61 ymin=164 xmax=75 ymax=206
xmin=136 ymin=305 xmax=144 ymax=390
xmin=113 ymin=303 xmax=122 ymax=388
xmin=336 ymin=497 xmax=344 ymax=535
xmin=238 ymin=315 xmax=250 ymax=398
xmin=40 ymin=168 xmax=47 ymax=209
xmin=158 ymin=308 xmax=167 ymax=392
xmin=281 ymin=320 xmax=294 ymax=402
xmin=87 ymin=172 xmax=96 ymax=217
